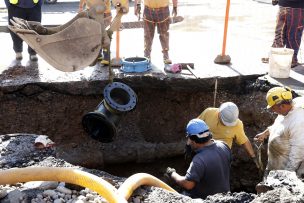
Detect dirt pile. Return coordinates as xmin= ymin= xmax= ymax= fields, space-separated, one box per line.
xmin=1 ymin=134 xmax=304 ymax=203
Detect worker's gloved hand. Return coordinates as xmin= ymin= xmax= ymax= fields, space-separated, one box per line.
xmin=272 ymin=0 xmax=278 ymax=6
xmin=254 ymin=132 xmax=267 ymax=143
xmin=172 ymin=6 xmax=177 ymax=17
xmin=252 ymin=157 xmax=261 ymax=169
xmin=163 ymin=167 xmax=176 ymax=185
xmin=135 ymin=4 xmax=141 ymax=16
xmin=184 ymin=144 xmax=193 ymax=163
xmin=165 ymin=167 xmax=176 ymax=178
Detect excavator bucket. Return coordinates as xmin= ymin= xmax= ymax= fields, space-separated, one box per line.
xmin=9 ymin=18 xmax=102 ymax=72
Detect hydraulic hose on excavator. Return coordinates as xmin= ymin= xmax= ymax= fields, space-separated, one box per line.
xmin=0 ymin=167 xmax=178 ymax=203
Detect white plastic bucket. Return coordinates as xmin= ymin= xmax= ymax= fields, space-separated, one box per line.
xmin=268 ymin=48 xmax=294 ymax=78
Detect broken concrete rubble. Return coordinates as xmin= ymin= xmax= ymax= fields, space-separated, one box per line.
xmin=253 ymin=170 xmax=304 ymax=203
xmin=1 ymin=134 xmax=304 ymax=202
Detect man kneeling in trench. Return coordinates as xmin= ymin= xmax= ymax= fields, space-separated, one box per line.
xmin=254 ymin=87 xmax=304 ymax=189
xmin=165 ymin=119 xmax=231 ymax=199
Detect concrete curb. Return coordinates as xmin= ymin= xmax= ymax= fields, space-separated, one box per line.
xmin=0 ymin=26 xmax=8 ymax=33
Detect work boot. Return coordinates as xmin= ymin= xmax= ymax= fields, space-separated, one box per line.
xmin=16 ymin=52 xmax=23 ymax=61
xmin=29 ymin=54 xmax=38 ymax=62
xmin=163 ymin=52 xmax=172 ymax=64
xmin=100 ymin=59 xmax=110 ymax=65
xmin=26 ymin=54 xmax=39 ymax=67
xmin=164 ymin=58 xmax=172 ymax=64
xmin=144 ymin=55 xmax=151 ymax=63
xmin=291 ymin=62 xmax=300 ymax=68
xmin=97 ymin=48 xmax=103 ymax=61
xmin=261 ymin=57 xmax=269 ymax=63
xmin=9 ymin=52 xmax=23 ymax=68
xmin=9 ymin=59 xmax=22 ymax=68
xmin=100 ymin=49 xmax=110 ymax=66
xmin=291 ymin=59 xmax=300 ymax=68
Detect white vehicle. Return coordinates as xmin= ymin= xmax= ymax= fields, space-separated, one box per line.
xmin=44 ymin=0 xmax=57 ymax=4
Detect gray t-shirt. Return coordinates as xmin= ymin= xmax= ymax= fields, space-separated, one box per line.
xmin=185 ymin=140 xmax=231 ymax=199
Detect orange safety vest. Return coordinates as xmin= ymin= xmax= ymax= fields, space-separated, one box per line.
xmin=9 ymin=0 xmax=39 ymax=4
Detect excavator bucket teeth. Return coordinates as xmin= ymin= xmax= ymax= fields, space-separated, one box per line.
xmin=9 ymin=18 xmax=102 ymax=72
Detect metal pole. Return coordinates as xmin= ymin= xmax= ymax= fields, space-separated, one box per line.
xmin=222 ymin=0 xmax=230 ymax=56
xmin=213 ymin=78 xmax=218 ymax=107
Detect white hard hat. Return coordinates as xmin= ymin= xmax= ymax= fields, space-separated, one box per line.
xmin=219 ymin=102 xmax=239 ymax=126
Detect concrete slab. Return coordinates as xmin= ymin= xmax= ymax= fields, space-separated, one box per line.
xmin=0 ymin=0 xmax=303 ymax=95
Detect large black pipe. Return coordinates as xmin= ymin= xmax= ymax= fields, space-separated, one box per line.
xmin=82 ymin=82 xmax=137 ymax=143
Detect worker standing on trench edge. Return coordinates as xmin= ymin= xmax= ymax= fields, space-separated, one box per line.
xmin=78 ymin=0 xmax=112 ymax=65
xmin=184 ymin=102 xmax=260 ymax=169
xmin=165 ymin=119 xmax=231 ymax=199
xmin=254 ymin=87 xmax=304 ymax=185
xmin=5 ymin=0 xmax=42 ymax=68
xmin=262 ymin=0 xmax=304 ymax=68
xmin=134 ymin=0 xmax=177 ymax=65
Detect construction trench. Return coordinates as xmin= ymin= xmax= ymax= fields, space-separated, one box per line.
xmin=1 ymin=0 xmax=304 ymax=202
xmin=2 ymin=68 xmax=304 ymax=202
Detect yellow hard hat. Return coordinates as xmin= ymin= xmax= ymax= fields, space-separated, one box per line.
xmin=266 ymin=87 xmax=292 ymax=108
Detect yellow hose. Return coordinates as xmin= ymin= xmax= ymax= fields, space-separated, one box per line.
xmin=118 ymin=173 xmax=178 ymax=200
xmin=0 ymin=168 xmax=178 ymax=202
xmin=0 ymin=167 xmax=127 ymax=203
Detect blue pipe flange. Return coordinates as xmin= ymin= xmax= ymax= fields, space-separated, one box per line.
xmin=103 ymin=82 xmax=137 ymax=113
xmin=121 ymin=57 xmax=151 ymax=73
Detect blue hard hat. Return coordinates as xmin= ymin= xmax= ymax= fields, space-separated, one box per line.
xmin=186 ymin=119 xmax=209 ymax=137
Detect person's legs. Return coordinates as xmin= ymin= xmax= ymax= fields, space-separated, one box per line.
xmin=285 ymin=7 xmax=304 ymax=66
xmin=144 ymin=6 xmax=156 ymax=60
xmin=158 ymin=21 xmax=170 ymax=64
xmin=262 ymin=7 xmax=287 ymax=64
xmin=7 ymin=5 xmax=26 ymax=59
xmin=156 ymin=7 xmax=171 ymax=64
xmin=26 ymin=4 xmax=42 ymax=61
xmin=272 ymin=7 xmax=287 ymax=48
xmin=100 ymin=12 xmax=112 ymax=65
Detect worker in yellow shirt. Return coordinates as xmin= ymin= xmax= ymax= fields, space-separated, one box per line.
xmin=134 ymin=0 xmax=177 ymax=64
xmin=78 ymin=0 xmax=112 ymax=65
xmin=194 ymin=102 xmax=259 ymax=169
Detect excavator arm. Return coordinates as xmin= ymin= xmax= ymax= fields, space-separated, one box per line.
xmin=8 ymin=0 xmax=129 ymax=72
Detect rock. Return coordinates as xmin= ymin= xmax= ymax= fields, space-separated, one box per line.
xmin=2 ymin=133 xmax=304 ymax=203
xmin=56 ymin=185 xmax=72 ymax=194
xmin=74 ymin=200 xmax=86 ymax=203
xmin=23 ymin=181 xmax=59 ymax=190
xmin=43 ymin=189 xmax=57 ymax=197
xmin=133 ymin=197 xmax=141 ymax=203
xmin=77 ymin=195 xmax=86 ymax=200
xmin=6 ymin=189 xmax=27 ymax=203
xmin=253 ymin=170 xmax=304 ymax=203
xmin=54 ymin=198 xmax=64 ymax=203
xmin=0 ymin=189 xmax=8 ymax=199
